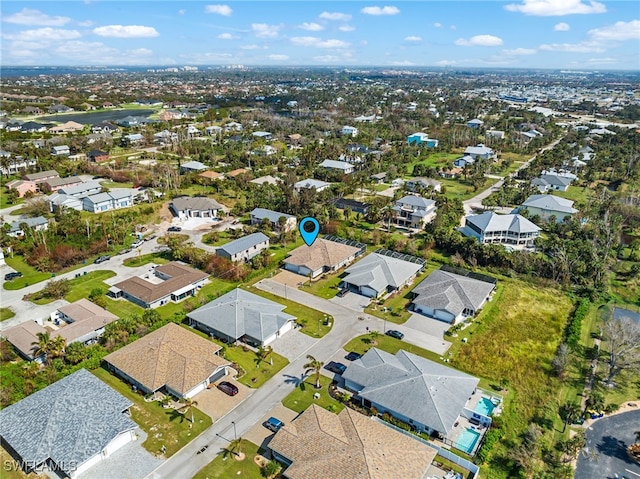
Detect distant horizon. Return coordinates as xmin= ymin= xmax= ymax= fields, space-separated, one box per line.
xmin=1 ymin=1 xmax=638 ymax=70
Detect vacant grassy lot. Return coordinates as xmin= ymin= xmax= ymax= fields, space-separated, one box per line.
xmin=123 ymin=252 xmax=170 ymax=267
xmin=343 ymin=333 xmax=444 ymax=364
xmin=0 ymin=308 xmax=15 ymax=321
xmin=220 ymin=342 xmax=289 ymax=388
xmin=192 ymin=440 xmax=264 ymax=479
xmin=3 ymin=256 xmax=51 ymax=290
xmin=103 ymin=296 xmax=144 ymax=318
xmin=282 ymin=375 xmax=344 ymax=414
xmin=29 ymin=270 xmax=116 ymax=305
xmin=92 ymin=367 xmax=212 ymax=457
xmin=407 ymin=152 xmax=460 ymax=173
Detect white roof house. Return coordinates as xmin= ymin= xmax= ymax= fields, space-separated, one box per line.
xmin=294 ymin=179 xmax=331 ymax=192
xmin=461 ymin=212 xmax=541 ymax=248
xmin=521 ymin=194 xmax=578 ymax=222
xmin=464 ymin=144 xmax=495 ymax=160
xmin=319 ymin=159 xmax=355 ymax=174
xmin=341 ymin=125 xmax=358 ymax=137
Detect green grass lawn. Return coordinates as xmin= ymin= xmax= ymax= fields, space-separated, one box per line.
xmin=553 ymin=184 xmax=592 ymax=205
xmin=407 ymin=152 xmax=460 ymax=173
xmin=282 ymin=375 xmax=344 ymax=414
xmin=0 ymin=308 xmax=15 ymax=321
xmin=92 ymin=367 xmax=212 ymax=457
xmin=299 ymin=273 xmax=343 ymax=299
xmin=28 ymin=270 xmax=116 ymax=305
xmin=100 ymin=180 xmax=135 ymax=189
xmin=343 ymin=333 xmax=445 ymax=364
xmin=123 ymin=252 xmax=171 ymax=267
xmin=244 ymin=286 xmax=332 ymax=338
xmin=202 ymin=230 xmax=236 ymax=246
xmin=0 ymin=445 xmax=39 ymax=479
xmin=3 ymin=256 xmax=51 ymax=290
xmin=103 ymin=297 xmax=144 ymax=318
xmin=438 ymin=177 xmax=493 ymax=201
xmin=192 ymin=440 xmax=264 ymax=479
xmin=0 ymin=190 xmax=24 ymax=209
xmin=220 ymin=342 xmax=289 ymax=388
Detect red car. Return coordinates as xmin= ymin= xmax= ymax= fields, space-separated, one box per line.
xmin=217 ymin=381 xmax=239 ymax=396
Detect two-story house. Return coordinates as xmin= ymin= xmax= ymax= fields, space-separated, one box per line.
xmin=391 ymin=195 xmax=437 ymax=229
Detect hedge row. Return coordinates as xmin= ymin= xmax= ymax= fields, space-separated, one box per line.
xmin=566 ymin=299 xmax=590 ymax=348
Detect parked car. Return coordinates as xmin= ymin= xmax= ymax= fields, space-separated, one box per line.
xmin=345 ymin=352 xmax=362 ymax=361
xmin=325 ymin=361 xmax=347 ymax=375
xmin=336 ymin=289 xmax=348 ymax=297
xmin=167 ymin=226 xmax=182 ymax=232
xmin=94 ymin=255 xmax=111 ymax=264
xmin=385 ymin=329 xmax=404 ymax=340
xmin=264 ymin=417 xmax=284 ymax=432
xmin=118 ymin=248 xmax=132 ymax=255
xmin=131 ymin=240 xmax=144 ymax=248
xmin=217 ymin=381 xmax=239 ymax=396
xmin=4 ymin=272 xmax=22 ymax=281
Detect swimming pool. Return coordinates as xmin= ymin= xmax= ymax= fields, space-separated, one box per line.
xmin=455 ymin=428 xmax=481 ymax=454
xmin=475 ymin=397 xmax=496 ymax=416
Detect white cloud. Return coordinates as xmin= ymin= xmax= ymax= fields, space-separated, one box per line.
xmin=252 ymin=23 xmax=282 ymax=38
xmin=291 ymin=36 xmax=350 ymax=49
xmin=361 ymin=6 xmax=400 ymax=16
xmin=2 ymin=8 xmax=70 ymax=26
xmin=77 ymin=20 xmax=94 ymax=27
xmin=319 ymin=12 xmax=352 ymax=21
xmin=93 ymin=25 xmax=159 ymax=38
xmin=313 ymin=54 xmax=340 ymax=62
xmin=217 ymin=33 xmax=235 ymax=40
xmin=128 ymin=48 xmax=153 ymax=56
xmin=455 ymin=35 xmax=503 ymax=47
xmin=178 ymin=9 xmax=186 ymax=15
xmin=3 ymin=27 xmax=81 ymax=41
xmin=435 ymin=59 xmax=457 ymax=66
xmin=433 ymin=22 xmax=442 ymax=28
xmin=588 ymin=20 xmax=640 ymax=42
xmin=204 ymin=5 xmax=232 ymax=16
xmin=504 ymin=0 xmax=606 ymax=16
xmin=503 ymin=47 xmax=537 ymax=55
xmin=299 ymin=22 xmax=324 ymax=31
xmin=339 ymin=25 xmax=355 ymax=32
xmin=268 ymin=54 xmax=288 ymax=60
xmin=539 ymin=42 xmax=604 ymax=52
xmin=586 ymin=57 xmax=618 ymax=64
xmin=554 ymin=22 xmax=570 ymax=31
xmin=392 ymin=60 xmax=415 ymax=65
xmin=404 ymin=36 xmax=422 ymax=42
xmin=55 ymin=41 xmax=117 ymax=59
xmin=450 ymin=25 xmax=457 ymax=30
xmin=240 ymin=44 xmax=261 ymax=50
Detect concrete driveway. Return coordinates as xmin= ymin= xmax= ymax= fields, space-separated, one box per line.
xmin=242 ymin=404 xmax=300 ymax=453
xmin=574 ymin=409 xmax=640 ymax=479
xmin=269 ymin=329 xmax=317 ymax=361
xmin=193 ymin=377 xmax=252 ymax=422
xmin=330 ymin=290 xmax=370 ymax=311
xmin=405 ymin=313 xmax=451 ymax=339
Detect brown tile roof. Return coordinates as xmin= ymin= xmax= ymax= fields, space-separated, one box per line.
xmin=1 ymin=321 xmax=45 ymax=359
xmin=198 ymin=171 xmax=224 ymax=180
xmin=284 ymin=238 xmax=360 ymax=272
xmin=113 ymin=261 xmax=208 ymax=305
xmin=104 ymin=323 xmax=229 ymax=396
xmin=227 ymin=168 xmax=248 ymax=177
xmin=269 ymin=405 xmax=436 ymax=479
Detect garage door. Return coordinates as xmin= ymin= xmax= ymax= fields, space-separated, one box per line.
xmin=208 ymin=368 xmax=226 ymax=384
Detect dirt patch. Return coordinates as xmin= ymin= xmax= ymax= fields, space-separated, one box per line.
xmin=157 ymin=201 xmax=173 ymax=226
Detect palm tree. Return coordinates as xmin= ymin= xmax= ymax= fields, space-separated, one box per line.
xmin=559 ymin=401 xmax=581 ymax=433
xmin=369 ymin=330 xmax=380 ymax=346
xmin=31 ymin=332 xmax=54 ymax=364
xmin=256 ymin=345 xmax=274 ymax=366
xmin=304 ymin=354 xmax=324 ymax=389
xmin=228 ymin=437 xmax=244 ymax=459
xmin=177 ymin=397 xmax=199 ymax=423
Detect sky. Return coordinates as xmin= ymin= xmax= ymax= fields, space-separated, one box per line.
xmin=1 ymin=1 xmax=638 ymax=70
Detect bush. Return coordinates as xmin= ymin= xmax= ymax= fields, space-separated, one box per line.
xmin=565 ymin=299 xmax=589 ymax=349
xmin=262 ymin=460 xmax=281 ymax=478
xmin=476 ymin=425 xmax=504 ymax=464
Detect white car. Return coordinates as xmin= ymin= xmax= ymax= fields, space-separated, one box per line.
xmin=132 ymin=240 xmax=144 ymax=248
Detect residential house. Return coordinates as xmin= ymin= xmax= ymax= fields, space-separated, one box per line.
xmin=407 ymin=132 xmax=439 ymax=147
xmin=294 ymin=178 xmax=331 ymax=193
xmin=123 ymin=133 xmax=143 ymax=144
xmin=370 ymin=172 xmax=387 ymax=183
xmin=405 ymin=177 xmax=441 ymax=193
xmin=223 ymin=121 xmax=243 ymax=132
xmin=47 ymin=193 xmax=83 ymax=212
xmin=1 ymin=155 xmax=37 ymax=175
xmin=48 ymin=104 xmax=73 ymax=113
xmin=51 ymin=145 xmax=70 ymax=156
xmin=217 ymin=232 xmax=270 ymax=262
xmin=269 ymin=404 xmax=437 ymax=479
xmin=42 ymin=176 xmax=83 ymax=192
xmin=460 ymin=211 xmax=541 ymax=247
xmin=252 ymin=131 xmax=272 ymax=140
xmin=333 ymin=198 xmax=370 ymax=215
xmin=154 ymin=130 xmax=178 ymax=144
xmin=21 ymin=106 xmax=42 ymax=115
xmin=341 ymin=250 xmax=426 ymax=298
xmin=453 ymin=155 xmax=476 ymax=168
xmin=49 ymin=121 xmax=84 ymax=134
xmin=391 ymin=195 xmax=437 ymax=229
xmin=205 ymin=125 xmax=223 ymax=136
xmin=467 ymin=119 xmax=484 ymax=128
xmin=180 ymin=160 xmax=208 ymax=174
xmin=24 ymin=170 xmax=59 ymax=185
xmin=5 ymin=179 xmax=37 ymax=197
xmin=283 ymin=237 xmax=363 ymax=279
xmin=353 ymin=114 xmax=382 ymax=123
xmin=7 ymin=216 xmax=48 ymax=237
xmin=170 ymin=196 xmax=223 ymax=219
xmin=486 ymin=129 xmax=505 ymax=139
xmin=531 ymin=173 xmax=573 ymax=193
xmin=2 ymin=300 xmax=117 ymax=361
xmin=20 ymin=121 xmax=47 ymax=133
xmin=410 ymin=268 xmax=496 ymax=324
xmin=250 ymin=175 xmax=279 ymax=186
xmin=285 ymin=133 xmax=302 ymax=146
xmin=108 ymin=261 xmax=209 ymax=309
xmin=0 ymin=369 xmax=138 ymax=479
xmin=226 ymin=168 xmax=248 ymax=178
xmin=250 ymin=208 xmax=297 ymax=232
xmin=188 ymin=288 xmax=296 ymax=346
xmin=343 ymin=348 xmax=480 ymax=436
xmin=464 ymin=144 xmax=495 ymax=161
xmin=58 ymin=180 xmax=102 ymax=198
xmin=104 ymin=323 xmax=230 ymax=399
xmin=91 ymin=121 xmax=118 ymax=134
xmin=319 ymin=159 xmax=355 ymax=174
xmin=440 ymin=167 xmax=463 ymax=179
xmin=520 ymin=194 xmax=578 ymax=222
xmin=341 ymin=125 xmax=358 ymax=137
xmin=116 ymin=116 xmax=148 ymax=128
xmin=82 ymin=190 xmax=133 ymax=213
xmin=198 ymin=170 xmax=224 ymax=182
xmin=87 ymin=149 xmax=109 ymax=163
xmin=251 ymin=145 xmax=277 ymax=156
xmin=518 ymin=129 xmax=543 ymax=144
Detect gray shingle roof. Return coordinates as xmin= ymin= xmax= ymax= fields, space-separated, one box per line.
xmin=0 ymin=369 xmax=137 ymax=473
xmin=342 ymin=252 xmax=423 ymax=295
xmin=218 ymin=232 xmax=269 ymax=256
xmin=397 ymin=195 xmax=436 ymax=209
xmin=187 ymin=288 xmax=295 ymax=342
xmin=466 ymin=211 xmax=541 ymax=234
xmin=342 ymin=349 xmax=479 ymax=434
xmin=250 ymin=208 xmax=294 ymax=223
xmin=181 ymin=160 xmax=208 ymax=170
xmin=171 ymin=196 xmax=223 ymax=212
xmin=319 ymin=159 xmax=352 ymax=170
xmin=521 ymin=194 xmax=577 ymax=214
xmin=411 ymin=270 xmax=496 ymax=317
xmin=9 ymin=216 xmax=47 ymax=232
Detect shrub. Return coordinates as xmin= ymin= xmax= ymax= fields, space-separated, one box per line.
xmin=476 ymin=425 xmax=504 ymax=464
xmin=565 ymin=299 xmax=589 ymax=349
xmin=262 ymin=460 xmax=281 ymax=478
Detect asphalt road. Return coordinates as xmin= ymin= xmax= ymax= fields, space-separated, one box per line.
xmin=574 ymin=410 xmax=640 ymax=479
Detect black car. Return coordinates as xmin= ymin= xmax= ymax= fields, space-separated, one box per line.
xmin=217 ymin=381 xmax=239 ymax=396
xmin=325 ymin=361 xmax=347 ymax=375
xmin=336 ymin=289 xmax=348 ymax=297
xmin=385 ymin=329 xmax=404 ymax=340
xmin=4 ymin=272 xmax=22 ymax=281
xmin=167 ymin=226 xmax=182 ymax=232
xmin=94 ymin=255 xmax=111 ymax=264
xmin=345 ymin=352 xmax=362 ymax=361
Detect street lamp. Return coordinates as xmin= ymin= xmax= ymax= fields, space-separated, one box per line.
xmin=318 ymin=318 xmax=321 ymax=336
xmin=232 ymin=421 xmax=237 ymax=440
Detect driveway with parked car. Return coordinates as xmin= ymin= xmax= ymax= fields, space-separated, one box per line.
xmin=192 ymin=376 xmax=251 ymax=422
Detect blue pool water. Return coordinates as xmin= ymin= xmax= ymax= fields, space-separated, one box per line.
xmin=475 ymin=397 xmax=496 ymax=416
xmin=455 ymin=428 xmax=481 ymax=454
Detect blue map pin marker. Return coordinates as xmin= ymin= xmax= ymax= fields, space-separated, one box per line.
xmin=299 ymin=217 xmax=320 ymax=247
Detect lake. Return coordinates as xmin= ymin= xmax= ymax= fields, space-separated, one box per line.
xmin=36 ymin=109 xmax=156 ymax=125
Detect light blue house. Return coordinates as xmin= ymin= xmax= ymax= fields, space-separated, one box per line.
xmin=407 ymin=132 xmax=439 ymax=148
xmin=82 ymin=190 xmax=133 ymax=213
